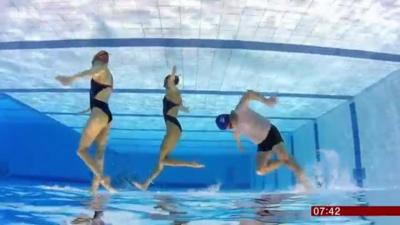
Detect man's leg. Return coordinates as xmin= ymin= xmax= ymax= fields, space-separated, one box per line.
xmin=273 ymin=142 xmax=311 ymax=189
xmin=256 ymin=151 xmax=283 ymax=176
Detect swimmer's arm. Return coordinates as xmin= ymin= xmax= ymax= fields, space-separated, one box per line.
xmin=71 ymin=64 xmax=104 ymax=81
xmin=234 ymin=129 xmax=244 ymax=152
xmin=168 ymin=88 xmax=189 ymax=112
xmin=77 ymin=107 xmax=90 ymax=114
xmin=169 ymin=65 xmax=178 ymax=83
xmin=235 ymin=91 xmax=252 ymax=111
xmin=171 ymin=65 xmax=177 ymax=75
xmin=56 ymin=65 xmax=103 ymax=85
xmin=247 ymin=90 xmax=277 ymax=107
xmin=235 ymin=90 xmax=277 ymax=111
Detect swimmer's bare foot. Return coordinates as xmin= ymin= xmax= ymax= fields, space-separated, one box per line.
xmin=298 ymin=173 xmax=313 ymax=193
xmin=301 ymin=181 xmax=313 ymax=193
xmin=71 ymin=216 xmax=91 ymax=224
xmin=190 ymin=161 xmax=204 ymax=168
xmin=91 ymin=177 xmax=101 ymax=195
xmin=132 ymin=182 xmax=148 ymax=191
xmin=100 ymin=176 xmax=117 ymax=194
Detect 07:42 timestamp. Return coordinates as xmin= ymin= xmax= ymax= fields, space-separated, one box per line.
xmin=311 ymin=206 xmax=341 ymax=216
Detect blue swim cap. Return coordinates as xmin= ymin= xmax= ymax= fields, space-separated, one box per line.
xmin=215 ymin=114 xmax=230 ymax=130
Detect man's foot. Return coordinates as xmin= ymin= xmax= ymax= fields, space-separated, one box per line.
xmin=132 ymin=182 xmax=148 ymax=191
xmin=100 ymin=176 xmax=117 ymax=194
xmin=298 ymin=173 xmax=313 ymax=193
xmin=190 ymin=161 xmax=205 ymax=168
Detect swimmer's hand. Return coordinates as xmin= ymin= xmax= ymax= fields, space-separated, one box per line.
xmin=77 ymin=107 xmax=90 ymax=114
xmin=236 ymin=141 xmax=245 ymax=152
xmin=246 ymin=90 xmax=278 ymax=107
xmin=171 ymin=65 xmax=177 ymax=75
xmin=55 ymin=75 xmax=73 ymax=86
xmin=179 ymin=105 xmax=189 ymax=112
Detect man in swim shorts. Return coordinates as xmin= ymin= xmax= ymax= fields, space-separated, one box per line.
xmin=215 ymin=90 xmax=311 ymax=190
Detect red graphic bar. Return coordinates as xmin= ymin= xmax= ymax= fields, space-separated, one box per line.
xmin=311 ymin=206 xmax=400 ymax=216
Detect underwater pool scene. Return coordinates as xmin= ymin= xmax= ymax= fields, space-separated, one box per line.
xmin=1 ymin=0 xmax=400 ymax=224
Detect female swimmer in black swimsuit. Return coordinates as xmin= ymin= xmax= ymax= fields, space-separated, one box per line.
xmin=133 ymin=66 xmax=204 ymax=191
xmin=56 ymin=50 xmax=116 ymax=194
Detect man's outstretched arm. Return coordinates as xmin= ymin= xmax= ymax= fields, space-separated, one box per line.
xmin=235 ymin=90 xmax=277 ymax=111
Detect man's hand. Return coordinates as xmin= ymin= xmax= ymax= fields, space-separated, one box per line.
xmin=266 ymin=96 xmax=278 ymax=106
xmin=237 ymin=144 xmax=245 ymax=153
xmin=246 ymin=90 xmax=258 ymax=98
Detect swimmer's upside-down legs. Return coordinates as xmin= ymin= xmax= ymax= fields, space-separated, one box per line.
xmin=163 ymin=158 xmax=204 ymax=168
xmin=133 ymin=131 xmax=204 ymax=191
xmin=91 ymin=123 xmax=114 ymax=194
xmin=77 ymin=113 xmax=117 ymax=194
xmin=257 ymin=159 xmax=310 ymax=189
xmin=256 ymin=160 xmax=284 ymax=175
xmin=133 ymin=159 xmax=204 ymax=191
xmin=256 ymin=143 xmax=312 ymax=190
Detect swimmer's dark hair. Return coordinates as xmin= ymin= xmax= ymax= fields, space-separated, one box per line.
xmin=164 ymin=75 xmax=179 ymax=88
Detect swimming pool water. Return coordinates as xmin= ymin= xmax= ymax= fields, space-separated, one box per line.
xmin=0 ymin=179 xmax=399 ymax=225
